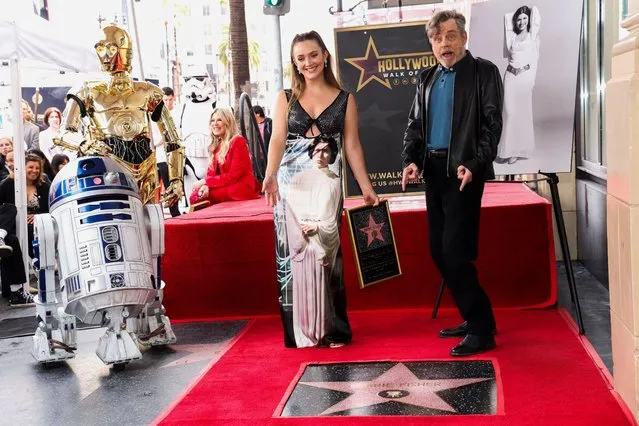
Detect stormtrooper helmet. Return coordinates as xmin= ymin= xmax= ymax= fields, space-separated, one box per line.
xmin=183 ymin=76 xmax=217 ymax=104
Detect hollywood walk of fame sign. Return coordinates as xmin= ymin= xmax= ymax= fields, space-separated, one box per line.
xmin=278 ymin=360 xmax=498 ymax=417
xmin=346 ymin=200 xmax=401 ymax=288
xmin=334 ymin=21 xmax=434 ymax=197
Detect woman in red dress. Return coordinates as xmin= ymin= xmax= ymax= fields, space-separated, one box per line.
xmin=190 ymin=107 xmax=260 ymax=205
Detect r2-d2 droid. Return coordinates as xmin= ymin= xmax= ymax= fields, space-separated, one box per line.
xmin=32 ymin=156 xmax=176 ymax=367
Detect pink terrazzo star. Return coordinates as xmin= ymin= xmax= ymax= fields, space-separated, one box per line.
xmin=300 ymin=362 xmax=492 ymax=415
xmin=358 ymin=214 xmax=386 ymax=247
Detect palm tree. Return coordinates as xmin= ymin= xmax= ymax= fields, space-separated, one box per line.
xmin=218 ymin=26 xmax=260 ymax=71
xmin=229 ymin=0 xmax=251 ymax=113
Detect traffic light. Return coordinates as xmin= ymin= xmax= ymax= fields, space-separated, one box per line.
xmin=263 ymin=0 xmax=290 ymax=16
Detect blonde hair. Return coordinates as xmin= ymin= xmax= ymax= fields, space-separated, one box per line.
xmin=288 ymin=31 xmax=341 ymax=112
xmin=0 ymin=137 xmax=13 ymax=148
xmin=208 ymin=107 xmax=239 ymax=165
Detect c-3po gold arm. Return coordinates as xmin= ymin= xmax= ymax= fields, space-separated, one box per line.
xmin=52 ymin=131 xmax=81 ymax=152
xmin=155 ymin=104 xmax=185 ymax=206
xmin=53 ymin=86 xmax=113 ymax=157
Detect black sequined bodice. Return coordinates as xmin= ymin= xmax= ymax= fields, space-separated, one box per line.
xmin=286 ymin=90 xmax=348 ymax=137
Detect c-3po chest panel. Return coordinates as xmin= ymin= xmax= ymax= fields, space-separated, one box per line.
xmin=86 ymin=88 xmax=153 ymax=165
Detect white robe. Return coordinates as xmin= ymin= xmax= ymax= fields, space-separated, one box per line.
xmin=285 ymin=166 xmax=341 ymax=348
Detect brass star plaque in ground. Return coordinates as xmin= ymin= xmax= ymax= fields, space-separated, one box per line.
xmin=279 ymin=361 xmax=497 ymax=417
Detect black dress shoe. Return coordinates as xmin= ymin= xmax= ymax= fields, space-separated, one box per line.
xmin=439 ymin=321 xmax=469 ymax=338
xmin=450 ymin=334 xmax=496 ymax=357
xmin=439 ymin=321 xmax=497 ymax=338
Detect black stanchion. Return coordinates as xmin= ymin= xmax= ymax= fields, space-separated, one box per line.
xmin=431 ymin=278 xmax=445 ymax=319
xmin=540 ymin=172 xmax=585 ymax=334
xmin=430 ymin=174 xmax=585 ymax=334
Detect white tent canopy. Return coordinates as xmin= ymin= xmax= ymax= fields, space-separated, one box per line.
xmin=0 ymin=15 xmax=99 ymax=289
xmin=0 ymin=18 xmax=98 ymax=73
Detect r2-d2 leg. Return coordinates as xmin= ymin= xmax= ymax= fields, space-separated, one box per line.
xmin=32 ymin=214 xmax=77 ymax=363
xmin=130 ymin=204 xmax=176 ymax=346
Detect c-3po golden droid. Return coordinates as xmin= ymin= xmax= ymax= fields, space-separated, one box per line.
xmin=31 ymin=24 xmax=184 ymax=368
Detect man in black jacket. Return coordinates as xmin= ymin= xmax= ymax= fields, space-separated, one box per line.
xmin=252 ymin=105 xmax=272 ymax=152
xmin=401 ymin=10 xmax=503 ymax=356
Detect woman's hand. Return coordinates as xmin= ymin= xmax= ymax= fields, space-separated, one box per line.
xmin=362 ymin=186 xmax=380 ymax=206
xmin=27 ymin=214 xmax=34 ymax=224
xmin=198 ymin=185 xmax=209 ymax=201
xmin=262 ymin=174 xmax=280 ymax=207
xmin=192 ymin=179 xmax=205 ymax=192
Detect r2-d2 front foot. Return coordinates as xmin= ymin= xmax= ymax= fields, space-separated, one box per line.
xmin=95 ymin=307 xmax=142 ymax=365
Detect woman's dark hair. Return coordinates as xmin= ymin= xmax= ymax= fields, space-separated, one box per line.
xmin=25 ymin=153 xmax=45 ymax=185
xmin=512 ymin=6 xmax=532 ymax=34
xmin=28 ymin=149 xmax=56 ymax=182
xmin=43 ymin=107 xmax=62 ymax=127
xmin=308 ymin=135 xmax=338 ymax=164
xmin=51 ymin=154 xmax=70 ymax=174
xmin=252 ymin=105 xmax=265 ymax=118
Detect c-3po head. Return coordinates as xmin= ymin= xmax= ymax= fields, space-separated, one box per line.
xmin=95 ymin=24 xmax=133 ymax=74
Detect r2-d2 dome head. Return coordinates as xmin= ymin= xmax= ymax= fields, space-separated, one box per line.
xmin=49 ymin=156 xmax=140 ymax=211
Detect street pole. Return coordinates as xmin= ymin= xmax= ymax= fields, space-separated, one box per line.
xmin=165 ymin=20 xmax=170 ymax=86
xmin=10 ymin=57 xmax=29 ymax=287
xmin=272 ymin=15 xmax=283 ymax=93
xmin=128 ymin=0 xmax=145 ymax=81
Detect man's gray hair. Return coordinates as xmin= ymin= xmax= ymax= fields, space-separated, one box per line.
xmin=426 ymin=10 xmax=466 ymax=39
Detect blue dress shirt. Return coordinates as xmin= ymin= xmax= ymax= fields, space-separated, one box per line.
xmin=427 ymin=67 xmax=456 ymax=150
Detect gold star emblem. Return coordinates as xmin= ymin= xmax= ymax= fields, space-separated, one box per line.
xmin=344 ymin=36 xmax=434 ymax=92
xmin=345 ymin=37 xmax=392 ymax=91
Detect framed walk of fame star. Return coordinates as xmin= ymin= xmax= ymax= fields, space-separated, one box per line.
xmin=346 ymin=200 xmax=401 ymax=288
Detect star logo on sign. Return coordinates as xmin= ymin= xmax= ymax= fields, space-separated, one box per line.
xmin=300 ymin=363 xmax=492 ymax=415
xmin=345 ymin=37 xmax=392 ymax=91
xmin=359 ymin=214 xmax=385 ymax=247
xmin=358 ymin=102 xmax=405 ymax=132
xmin=343 ymin=36 xmax=434 ymax=92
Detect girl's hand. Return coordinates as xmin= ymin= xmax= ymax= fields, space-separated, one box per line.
xmin=362 ymin=187 xmax=380 ymax=206
xmin=262 ymin=175 xmax=280 ymax=207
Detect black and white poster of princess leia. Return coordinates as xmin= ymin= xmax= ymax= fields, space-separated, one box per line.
xmin=495 ymin=5 xmax=540 ymax=166
xmin=469 ymin=0 xmax=583 ymax=175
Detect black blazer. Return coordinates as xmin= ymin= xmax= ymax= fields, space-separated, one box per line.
xmin=402 ymin=51 xmax=503 ymax=181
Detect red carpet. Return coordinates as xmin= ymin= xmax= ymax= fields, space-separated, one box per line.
xmin=153 ymin=309 xmax=633 ymax=425
xmin=162 ymin=183 xmax=556 ymax=320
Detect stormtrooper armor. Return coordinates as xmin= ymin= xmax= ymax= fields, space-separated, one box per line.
xmin=32 ymin=156 xmax=175 ymax=366
xmin=177 ymin=75 xmax=217 ymax=202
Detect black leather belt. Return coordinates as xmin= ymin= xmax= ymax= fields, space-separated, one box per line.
xmin=427 ymin=149 xmax=448 ymax=159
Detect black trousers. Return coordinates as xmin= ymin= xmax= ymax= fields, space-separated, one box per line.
xmin=425 ymin=157 xmax=496 ymax=335
xmin=157 ymin=162 xmax=181 ymax=217
xmin=0 ymin=204 xmax=26 ymax=297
